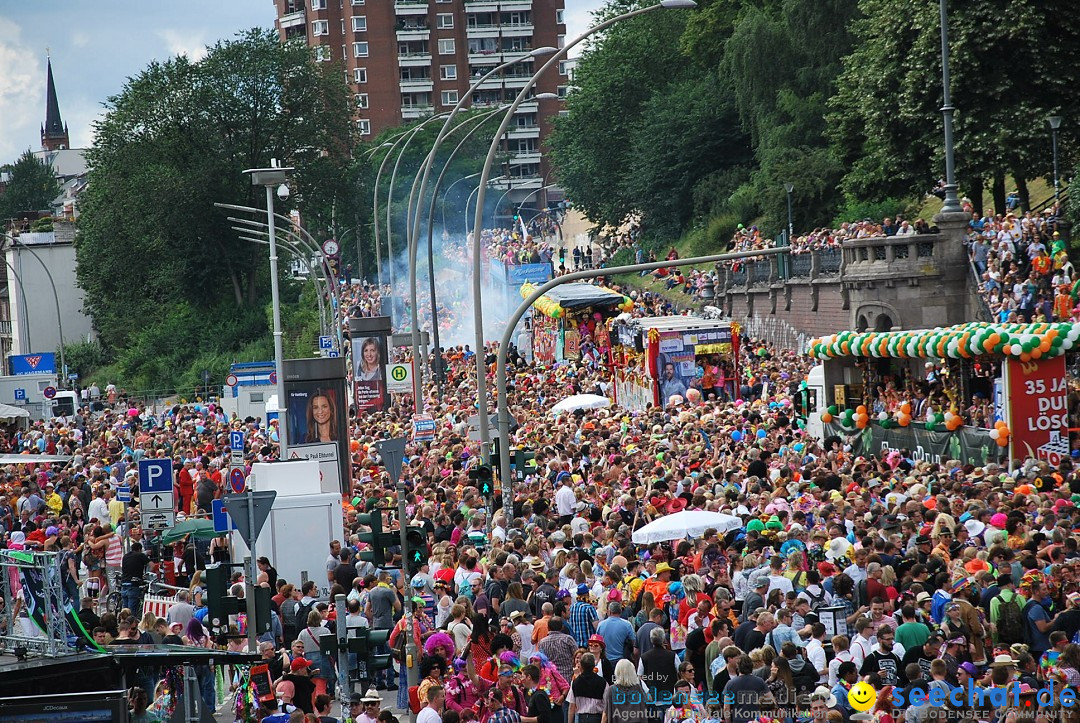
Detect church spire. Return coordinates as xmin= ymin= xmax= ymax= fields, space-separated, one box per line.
xmin=41 ymin=55 xmax=69 ymax=151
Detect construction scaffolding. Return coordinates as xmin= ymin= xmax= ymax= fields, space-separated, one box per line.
xmin=0 ymin=549 xmax=94 ymax=658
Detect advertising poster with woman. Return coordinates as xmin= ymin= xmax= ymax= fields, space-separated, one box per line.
xmin=282 ymin=359 xmax=351 ymax=493
xmin=353 ymin=334 xmax=389 ymax=413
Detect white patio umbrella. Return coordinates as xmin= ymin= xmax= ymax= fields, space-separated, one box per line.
xmin=631 ymin=510 xmax=743 ymax=545
xmin=549 ymin=394 xmax=611 ymax=415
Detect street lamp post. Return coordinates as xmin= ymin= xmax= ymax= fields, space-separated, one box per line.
xmin=424 ymin=111 xmax=509 ymax=390
xmin=441 ymin=172 xmax=483 ymax=230
xmin=242 ymin=161 xmax=293 ymax=458
xmin=784 ymin=183 xmax=794 ymax=241
xmin=1049 ymin=116 xmax=1064 ymax=205
xmin=937 ymin=0 xmax=962 ymax=215
xmin=470 ymin=0 xmax=698 ymax=453
xmin=404 ymin=53 xmax=556 ymax=412
xmin=231 ymin=228 xmax=331 ymax=339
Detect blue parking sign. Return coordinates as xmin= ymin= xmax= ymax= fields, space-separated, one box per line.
xmin=229 ymin=431 xmax=245 ymax=451
xmin=13 ymin=389 xmax=25 ymax=401
xmin=138 ymin=459 xmax=173 ymax=494
xmin=319 ymin=335 xmax=333 ymax=350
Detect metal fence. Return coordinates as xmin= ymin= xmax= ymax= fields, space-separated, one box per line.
xmin=819 ymin=248 xmax=842 ymax=275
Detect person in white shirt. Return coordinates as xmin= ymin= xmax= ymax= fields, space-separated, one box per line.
xmin=850 ymin=617 xmax=873 ymax=667
xmin=843 ymin=549 xmax=869 ymax=585
xmin=828 ymin=635 xmax=857 ymax=686
xmin=513 ymin=610 xmax=535 ymax=658
xmin=555 ymin=474 xmax=576 ymax=523
xmin=570 ymin=502 xmax=590 ymax=536
xmin=804 ymin=623 xmax=828 ymax=683
xmin=416 ymin=685 xmax=444 ymax=723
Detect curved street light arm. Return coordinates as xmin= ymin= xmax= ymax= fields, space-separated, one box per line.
xmin=473 ymin=1 xmax=691 ymax=452
xmin=495 ymin=245 xmax=783 ymax=497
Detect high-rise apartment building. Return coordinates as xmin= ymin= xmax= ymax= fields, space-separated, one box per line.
xmin=273 ymin=0 xmax=568 ymax=200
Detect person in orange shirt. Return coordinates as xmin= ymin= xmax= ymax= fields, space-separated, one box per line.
xmin=1055 ymin=285 xmax=1073 ymax=321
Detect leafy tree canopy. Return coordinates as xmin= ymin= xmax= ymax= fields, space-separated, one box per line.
xmin=76 ymin=29 xmax=355 ymax=390
xmin=0 ymin=150 xmax=61 ymax=221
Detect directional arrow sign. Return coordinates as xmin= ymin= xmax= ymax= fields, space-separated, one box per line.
xmin=221 ymin=490 xmax=278 ymax=549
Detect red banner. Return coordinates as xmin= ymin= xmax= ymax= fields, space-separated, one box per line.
xmin=1006 ymin=355 xmax=1069 ymax=464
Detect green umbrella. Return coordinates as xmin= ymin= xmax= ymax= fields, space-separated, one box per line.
xmin=160 ymin=518 xmax=223 ymax=544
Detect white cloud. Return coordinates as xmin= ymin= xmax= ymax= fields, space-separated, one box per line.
xmin=565 ymin=0 xmax=607 ymax=56
xmin=156 ymin=29 xmax=209 ymax=62
xmin=0 ymin=18 xmax=43 ymax=161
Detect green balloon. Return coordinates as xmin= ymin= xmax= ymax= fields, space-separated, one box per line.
xmin=827 ymin=405 xmax=838 ymax=415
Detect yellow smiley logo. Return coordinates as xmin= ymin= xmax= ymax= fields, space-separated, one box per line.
xmin=848 ymin=681 xmax=877 ymax=712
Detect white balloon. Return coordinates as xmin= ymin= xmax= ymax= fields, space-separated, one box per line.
xmin=989 ymin=429 xmax=1000 ymax=440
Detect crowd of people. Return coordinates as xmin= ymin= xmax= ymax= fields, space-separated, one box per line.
xmin=969 ymin=207 xmax=1074 ymax=324
xmin=4 ymin=215 xmax=1080 ymax=723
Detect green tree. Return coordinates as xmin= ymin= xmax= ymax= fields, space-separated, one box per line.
xmin=830 ymin=0 xmax=1080 ymax=214
xmin=0 ymin=150 xmax=60 ymax=221
xmin=76 ymin=29 xmax=354 ymax=390
xmin=547 ymin=1 xmax=704 ymax=231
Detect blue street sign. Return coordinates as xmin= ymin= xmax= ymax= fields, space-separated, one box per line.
xmin=229 ymin=430 xmax=245 ymax=451
xmin=138 ymin=458 xmax=174 ymax=494
xmin=117 ymin=485 xmax=131 ymax=503
xmin=212 ymin=498 xmax=235 ymax=533
xmin=319 ymin=335 xmax=333 ymax=350
xmin=13 ymin=389 xmax=25 ymax=401
xmin=327 ymin=350 xmax=340 ymax=358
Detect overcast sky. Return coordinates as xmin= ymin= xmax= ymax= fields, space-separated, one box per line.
xmin=0 ymin=0 xmax=607 ymax=163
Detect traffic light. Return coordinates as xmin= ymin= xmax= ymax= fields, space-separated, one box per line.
xmin=357 ymin=509 xmax=396 ymax=568
xmin=405 ymin=526 xmax=427 ymax=574
xmin=469 ymin=464 xmax=494 ymax=497
xmin=512 ymin=448 xmax=536 ymax=482
xmin=490 ymin=438 xmax=503 ymax=479
xmin=320 ymin=627 xmax=393 ymax=682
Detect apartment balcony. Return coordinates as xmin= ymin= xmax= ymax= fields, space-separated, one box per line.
xmin=503 ymin=75 xmax=532 ymax=89
xmin=471 ymin=75 xmax=505 ymax=90
xmin=280 ymin=9 xmax=305 ymax=29
xmin=509 ymin=151 xmax=542 ymax=164
xmin=469 ymin=51 xmax=502 ymax=64
xmin=466 ymin=24 xmax=501 ymax=39
xmin=399 ymin=78 xmax=434 ymax=92
xmin=401 ymin=105 xmax=435 ymax=119
xmin=464 ymin=0 xmax=499 ymax=11
xmin=500 ymin=22 xmax=534 ymax=37
xmin=395 ymin=0 xmax=429 ymax=15
xmin=500 ymin=0 xmax=533 ymax=10
xmin=398 ymin=51 xmax=433 ymax=66
xmin=507 ymin=125 xmax=540 ymax=139
xmin=0 ymin=320 xmax=10 ymax=336
xmin=516 ymin=101 xmax=538 ymax=113
xmin=489 ymin=175 xmax=543 ymax=191
xmin=396 ymin=26 xmax=430 ymax=41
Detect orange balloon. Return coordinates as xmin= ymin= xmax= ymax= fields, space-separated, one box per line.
xmin=900 ymin=403 xmax=912 ymax=415
xmin=856 ymin=405 xmax=867 ymax=415
xmin=898 ymin=414 xmax=911 ymax=427
xmin=1021 ymin=352 xmax=1031 ymax=362
xmin=856 ymin=418 xmax=867 ymax=429
xmin=821 ymin=412 xmax=833 ymax=423
xmin=1031 ymin=348 xmax=1042 ymax=359
xmin=995 ymin=421 xmax=1008 ymax=430
xmin=997 ymin=437 xmax=1009 ymax=447
xmin=1040 ymin=341 xmax=1051 ymax=352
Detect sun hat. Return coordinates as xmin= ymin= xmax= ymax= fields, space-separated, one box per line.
xmin=654 ymin=562 xmax=673 ymax=575
xmin=990 ymin=654 xmax=1017 ymax=667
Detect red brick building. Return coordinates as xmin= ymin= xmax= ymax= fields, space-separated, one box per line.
xmin=273 ymin=0 xmax=567 ymax=200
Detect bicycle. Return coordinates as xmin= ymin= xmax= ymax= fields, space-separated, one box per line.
xmin=104 ymin=568 xmax=122 ymax=615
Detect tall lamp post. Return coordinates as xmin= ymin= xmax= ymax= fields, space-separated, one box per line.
xmin=937 ymin=0 xmax=962 ymax=215
xmin=1049 ymin=116 xmax=1064 ymax=205
xmin=470 ymin=0 xmax=698 ymax=453
xmin=784 ymin=183 xmax=794 ymax=241
xmin=242 ymin=161 xmax=293 ymax=458
xmin=404 ymin=53 xmax=555 ymax=412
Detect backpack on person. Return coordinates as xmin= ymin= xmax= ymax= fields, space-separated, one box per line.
xmin=996 ymin=591 xmax=1028 ymax=646
xmin=804 ymin=586 xmax=827 ymax=612
xmin=294 ymin=599 xmax=317 ymax=629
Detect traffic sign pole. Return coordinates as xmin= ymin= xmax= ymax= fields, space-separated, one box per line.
xmin=397 ymin=481 xmax=419 ymax=704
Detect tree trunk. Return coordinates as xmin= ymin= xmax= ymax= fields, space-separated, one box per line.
xmin=228 ymin=267 xmax=244 ymax=307
xmin=965 ymin=176 xmax=984 ymax=217
xmin=1015 ymin=174 xmax=1030 ymax=212
xmin=992 ymin=171 xmax=1007 ymax=215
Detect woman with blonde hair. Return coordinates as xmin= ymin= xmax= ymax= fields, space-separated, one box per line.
xmin=601 ymin=659 xmax=648 ymax=723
